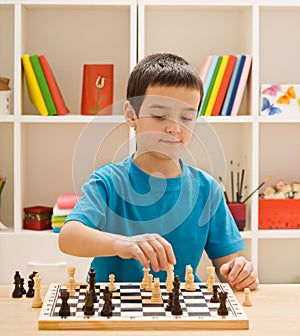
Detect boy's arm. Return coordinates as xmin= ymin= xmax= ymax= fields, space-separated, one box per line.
xmin=212 ymin=253 xmax=259 ymax=291
xmin=58 ymin=220 xmax=176 ymax=272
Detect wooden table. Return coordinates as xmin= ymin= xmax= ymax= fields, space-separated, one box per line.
xmin=0 ymin=284 xmax=299 ymax=335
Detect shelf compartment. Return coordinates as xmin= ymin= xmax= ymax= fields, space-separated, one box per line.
xmin=20 ymin=4 xmax=133 ymax=115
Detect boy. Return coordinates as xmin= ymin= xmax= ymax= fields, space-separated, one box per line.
xmin=59 ymin=53 xmax=258 ymax=290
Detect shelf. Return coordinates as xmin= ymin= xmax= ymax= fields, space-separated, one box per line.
xmin=19 ymin=115 xmax=125 ymax=123
xmin=258 ymin=230 xmax=300 ymax=239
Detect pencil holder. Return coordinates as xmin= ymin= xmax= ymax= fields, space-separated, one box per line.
xmin=228 ymin=203 xmax=246 ymax=231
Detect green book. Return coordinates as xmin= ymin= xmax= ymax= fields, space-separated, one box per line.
xmin=200 ymin=56 xmax=222 ymax=116
xmin=29 ymin=54 xmax=57 ymax=116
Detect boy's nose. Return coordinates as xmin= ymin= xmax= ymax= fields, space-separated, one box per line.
xmin=166 ymin=120 xmax=181 ymax=134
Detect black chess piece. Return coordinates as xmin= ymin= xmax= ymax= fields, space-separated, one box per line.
xmin=26 ymin=271 xmax=38 ymax=298
xmin=20 ymin=278 xmax=26 ymax=295
xmin=165 ymin=291 xmax=173 ymax=311
xmin=88 ymin=268 xmax=98 ymax=303
xmin=210 ymin=285 xmax=220 ymax=303
xmin=217 ymin=291 xmax=229 ymax=316
xmin=12 ymin=271 xmax=23 ymax=298
xmin=83 ymin=290 xmax=95 ymax=316
xmin=59 ymin=289 xmax=71 ymax=317
xmin=101 ymin=287 xmax=113 ymax=317
xmin=171 ymin=275 xmax=182 ymax=316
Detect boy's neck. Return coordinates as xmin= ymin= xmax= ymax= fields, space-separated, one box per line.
xmin=133 ymin=152 xmax=182 ymax=178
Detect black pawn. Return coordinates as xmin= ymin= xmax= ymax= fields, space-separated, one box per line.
xmin=165 ymin=291 xmax=173 ymax=311
xmin=59 ymin=290 xmax=71 ymax=317
xmin=12 ymin=271 xmax=23 ymax=298
xmin=217 ymin=292 xmax=229 ymax=316
xmin=101 ymin=287 xmax=113 ymax=317
xmin=210 ymin=285 xmax=220 ymax=303
xmin=83 ymin=290 xmax=95 ymax=316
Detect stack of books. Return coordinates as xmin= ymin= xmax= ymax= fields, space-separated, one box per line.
xmin=199 ymin=54 xmax=252 ymax=116
xmin=21 ymin=54 xmax=69 ymax=116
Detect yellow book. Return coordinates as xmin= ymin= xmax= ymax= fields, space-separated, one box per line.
xmin=204 ymin=55 xmax=229 ymax=116
xmin=21 ymin=54 xmax=48 ymax=116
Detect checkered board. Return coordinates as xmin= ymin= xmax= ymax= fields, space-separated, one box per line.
xmin=38 ymin=282 xmax=249 ymax=330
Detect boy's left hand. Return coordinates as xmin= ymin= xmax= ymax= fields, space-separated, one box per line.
xmin=219 ymin=256 xmax=259 ymax=290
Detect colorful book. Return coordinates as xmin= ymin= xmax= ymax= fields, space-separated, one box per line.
xmin=220 ymin=55 xmax=246 ymax=116
xmin=198 ymin=55 xmax=213 ymax=83
xmin=211 ymin=55 xmax=237 ymax=116
xmin=21 ymin=54 xmax=48 ymax=116
xmin=39 ymin=55 xmax=69 ymax=115
xmin=30 ymin=54 xmax=57 ymax=116
xmin=230 ymin=55 xmax=252 ymax=116
xmin=204 ymin=55 xmax=229 ymax=116
xmin=200 ymin=56 xmax=222 ymax=116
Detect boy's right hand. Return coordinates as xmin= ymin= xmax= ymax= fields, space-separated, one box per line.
xmin=112 ymin=233 xmax=176 ymax=272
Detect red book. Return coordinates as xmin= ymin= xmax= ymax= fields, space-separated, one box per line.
xmin=39 ymin=55 xmax=69 ymax=115
xmin=81 ymin=64 xmax=114 ymax=115
xmin=211 ymin=55 xmax=237 ymax=116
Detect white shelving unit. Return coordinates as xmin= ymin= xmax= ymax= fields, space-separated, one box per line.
xmin=0 ymin=0 xmax=300 ymax=284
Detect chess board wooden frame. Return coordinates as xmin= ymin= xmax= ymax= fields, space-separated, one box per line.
xmin=38 ymin=282 xmax=249 ymax=330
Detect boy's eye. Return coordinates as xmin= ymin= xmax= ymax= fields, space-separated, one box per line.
xmin=181 ymin=116 xmax=193 ymax=121
xmin=152 ymin=114 xmax=166 ymax=119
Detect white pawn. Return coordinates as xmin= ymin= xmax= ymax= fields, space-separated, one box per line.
xmin=32 ymin=273 xmax=43 ymax=308
xmin=108 ymin=274 xmax=117 ymax=292
xmin=151 ymin=277 xmax=162 ymax=303
xmin=145 ymin=274 xmax=153 ymax=292
xmin=66 ymin=266 xmax=78 ymax=290
xmin=242 ymin=288 xmax=252 ymax=306
xmin=67 ymin=276 xmax=76 ymax=296
xmin=185 ymin=266 xmax=196 ymax=292
xmin=141 ymin=267 xmax=150 ymax=290
xmin=166 ymin=264 xmax=174 ymax=292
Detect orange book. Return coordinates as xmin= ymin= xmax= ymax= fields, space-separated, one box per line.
xmin=39 ymin=55 xmax=69 ymax=115
xmin=211 ymin=55 xmax=237 ymax=116
xmin=81 ymin=64 xmax=114 ymax=115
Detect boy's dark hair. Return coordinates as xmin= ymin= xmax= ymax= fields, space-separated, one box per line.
xmin=126 ymin=53 xmax=203 ymax=116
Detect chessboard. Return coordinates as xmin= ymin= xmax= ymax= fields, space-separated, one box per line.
xmin=38 ymin=282 xmax=249 ymax=330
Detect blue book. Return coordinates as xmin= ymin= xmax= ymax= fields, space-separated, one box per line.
xmin=220 ymin=55 xmax=246 ymax=116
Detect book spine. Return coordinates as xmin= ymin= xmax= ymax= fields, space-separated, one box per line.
xmin=30 ymin=55 xmax=57 ymax=116
xmin=220 ymin=55 xmax=246 ymax=116
xmin=39 ymin=55 xmax=69 ymax=116
xmin=199 ymin=56 xmax=221 ymax=116
xmin=230 ymin=55 xmax=252 ymax=116
xmin=198 ymin=55 xmax=213 ymax=84
xmin=21 ymin=54 xmax=48 ymax=116
xmin=211 ymin=55 xmax=237 ymax=116
xmin=205 ymin=55 xmax=229 ymax=116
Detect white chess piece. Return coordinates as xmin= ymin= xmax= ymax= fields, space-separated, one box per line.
xmin=108 ymin=274 xmax=117 ymax=292
xmin=32 ymin=273 xmax=43 ymax=308
xmin=151 ymin=277 xmax=163 ymax=303
xmin=242 ymin=288 xmax=252 ymax=306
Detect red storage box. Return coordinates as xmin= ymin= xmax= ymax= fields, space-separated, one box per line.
xmin=259 ymin=199 xmax=300 ymax=229
xmin=23 ymin=206 xmax=53 ymax=230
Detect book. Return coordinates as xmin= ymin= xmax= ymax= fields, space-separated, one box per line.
xmin=204 ymin=55 xmax=229 ymax=116
xmin=199 ymin=56 xmax=222 ymax=116
xmin=198 ymin=55 xmax=213 ymax=83
xmin=220 ymin=55 xmax=246 ymax=116
xmin=211 ymin=55 xmax=237 ymax=116
xmin=30 ymin=54 xmax=57 ymax=116
xmin=39 ymin=55 xmax=69 ymax=115
xmin=81 ymin=64 xmax=114 ymax=115
xmin=230 ymin=54 xmax=252 ymax=116
xmin=21 ymin=54 xmax=48 ymax=116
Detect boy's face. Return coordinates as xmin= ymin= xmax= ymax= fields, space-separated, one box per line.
xmin=129 ymin=85 xmax=201 ymax=162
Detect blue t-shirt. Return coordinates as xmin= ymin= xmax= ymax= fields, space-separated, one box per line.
xmin=66 ymin=156 xmax=245 ymax=282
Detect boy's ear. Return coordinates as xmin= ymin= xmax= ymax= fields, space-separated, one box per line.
xmin=123 ymin=100 xmax=137 ymax=128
